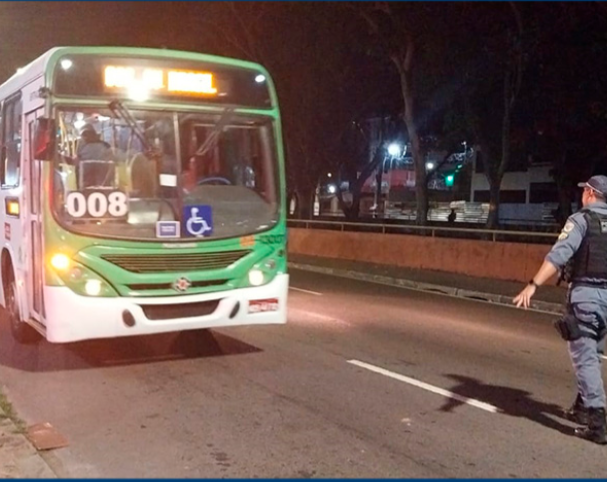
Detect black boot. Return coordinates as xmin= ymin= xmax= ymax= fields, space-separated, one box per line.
xmin=564 ymin=393 xmax=588 ymax=425
xmin=574 ymin=407 xmax=607 ymax=444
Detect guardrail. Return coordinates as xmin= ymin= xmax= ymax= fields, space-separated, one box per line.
xmin=287 ymin=218 xmax=559 ymax=244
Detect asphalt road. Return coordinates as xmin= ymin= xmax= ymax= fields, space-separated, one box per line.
xmin=0 ymin=268 xmax=605 ymax=478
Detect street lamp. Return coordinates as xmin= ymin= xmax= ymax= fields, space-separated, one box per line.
xmin=387 ymin=143 xmax=401 ymax=157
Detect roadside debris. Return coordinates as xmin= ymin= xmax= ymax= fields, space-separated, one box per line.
xmin=26 ymin=423 xmax=68 ymax=451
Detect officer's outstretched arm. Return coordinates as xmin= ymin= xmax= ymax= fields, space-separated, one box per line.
xmin=513 ymin=260 xmax=558 ymax=309
xmin=530 ymin=260 xmax=558 ymax=287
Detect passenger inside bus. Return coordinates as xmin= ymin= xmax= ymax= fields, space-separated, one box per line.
xmin=77 ymin=123 xmax=112 ymax=161
xmin=75 ymin=124 xmax=115 ymax=189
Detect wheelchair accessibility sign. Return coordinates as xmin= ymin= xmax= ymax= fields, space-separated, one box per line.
xmin=183 ymin=205 xmax=213 ymax=237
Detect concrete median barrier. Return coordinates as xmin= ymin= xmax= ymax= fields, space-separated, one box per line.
xmin=288 ymin=228 xmax=551 ymax=284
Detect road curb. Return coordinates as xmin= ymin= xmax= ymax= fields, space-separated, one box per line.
xmin=288 ymin=262 xmax=564 ymax=315
xmin=0 ymin=405 xmax=57 ymax=478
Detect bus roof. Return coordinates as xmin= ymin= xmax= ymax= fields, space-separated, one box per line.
xmin=0 ymin=46 xmax=272 ymax=101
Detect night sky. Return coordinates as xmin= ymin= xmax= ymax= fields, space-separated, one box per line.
xmin=2 ymin=2 xmax=607 ymax=203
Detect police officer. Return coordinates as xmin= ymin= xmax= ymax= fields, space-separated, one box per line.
xmin=513 ymin=175 xmax=607 ymax=445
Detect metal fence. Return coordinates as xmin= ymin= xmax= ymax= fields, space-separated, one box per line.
xmin=287 ymin=218 xmax=559 ymax=245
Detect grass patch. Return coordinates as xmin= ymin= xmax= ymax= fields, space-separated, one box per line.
xmin=0 ymin=390 xmax=26 ymax=434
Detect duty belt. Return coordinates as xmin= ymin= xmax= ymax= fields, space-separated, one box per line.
xmin=571 ymin=280 xmax=607 ymax=289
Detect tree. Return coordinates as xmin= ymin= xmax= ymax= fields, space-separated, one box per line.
xmin=354 ymin=2 xmax=430 ymax=225
xmin=441 ymin=3 xmax=607 ymax=229
xmin=525 ymin=4 xmax=607 ymax=224
xmin=444 ymin=3 xmax=525 ymax=229
xmin=335 ymin=116 xmax=399 ymax=219
xmin=200 ymin=2 xmax=368 ymax=219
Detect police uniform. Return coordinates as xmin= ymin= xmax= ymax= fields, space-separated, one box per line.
xmin=546 ymin=180 xmax=607 ymax=443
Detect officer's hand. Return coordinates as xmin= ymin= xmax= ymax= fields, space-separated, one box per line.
xmin=513 ymin=284 xmax=536 ymax=309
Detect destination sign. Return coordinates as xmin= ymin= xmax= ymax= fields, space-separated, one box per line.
xmin=104 ymin=66 xmax=219 ymax=96
xmin=53 ymin=54 xmax=272 ymax=108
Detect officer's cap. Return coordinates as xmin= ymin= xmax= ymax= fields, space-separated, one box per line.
xmin=578 ymin=175 xmax=607 ymax=196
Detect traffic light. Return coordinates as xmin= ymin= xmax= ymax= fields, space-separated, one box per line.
xmin=445 ymin=174 xmax=455 ymax=187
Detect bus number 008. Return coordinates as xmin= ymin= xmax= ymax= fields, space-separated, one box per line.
xmin=66 ymin=192 xmax=128 ymax=218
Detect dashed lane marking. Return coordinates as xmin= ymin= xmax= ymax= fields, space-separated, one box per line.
xmin=347 ymin=359 xmax=499 ymax=414
xmin=289 ymin=307 xmax=352 ymax=327
xmin=290 ymin=286 xmax=322 ymax=296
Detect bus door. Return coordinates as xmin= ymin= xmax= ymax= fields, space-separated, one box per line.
xmin=25 ymin=109 xmax=44 ymax=323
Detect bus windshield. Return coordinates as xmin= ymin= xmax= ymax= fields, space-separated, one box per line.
xmin=52 ymin=107 xmax=279 ymax=241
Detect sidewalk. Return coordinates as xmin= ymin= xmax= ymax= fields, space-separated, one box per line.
xmin=0 ymin=400 xmax=56 ymax=478
xmin=289 ymin=254 xmax=567 ymax=315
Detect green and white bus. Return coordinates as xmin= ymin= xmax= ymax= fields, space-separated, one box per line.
xmin=0 ymin=46 xmax=288 ymax=343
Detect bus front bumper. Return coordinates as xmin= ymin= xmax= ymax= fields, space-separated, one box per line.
xmin=42 ymin=274 xmax=289 ymax=343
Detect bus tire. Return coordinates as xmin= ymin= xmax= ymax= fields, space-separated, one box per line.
xmin=5 ymin=271 xmax=40 ymax=344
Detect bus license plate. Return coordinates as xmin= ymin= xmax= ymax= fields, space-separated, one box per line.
xmin=248 ymin=298 xmax=279 ymax=314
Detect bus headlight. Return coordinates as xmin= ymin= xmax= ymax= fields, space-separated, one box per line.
xmin=245 ymin=256 xmax=282 ymax=288
xmin=84 ymin=279 xmax=102 ymax=296
xmin=50 ymin=253 xmax=70 ymax=271
xmin=52 ymin=260 xmax=117 ymax=297
xmin=248 ymin=269 xmax=264 ymax=287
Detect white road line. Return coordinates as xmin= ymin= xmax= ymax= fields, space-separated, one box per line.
xmin=290 ymin=286 xmax=322 ymax=296
xmin=292 ymin=309 xmax=334 ymax=321
xmin=289 ymin=308 xmax=352 ymax=327
xmin=347 ymin=359 xmax=499 ymax=414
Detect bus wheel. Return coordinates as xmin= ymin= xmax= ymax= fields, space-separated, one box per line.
xmin=5 ymin=274 xmax=40 ymax=344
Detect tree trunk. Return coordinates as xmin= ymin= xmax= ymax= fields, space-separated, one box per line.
xmin=346 ymin=192 xmax=361 ymax=220
xmin=297 ymin=186 xmax=316 ymax=220
xmin=485 ymin=60 xmax=515 ymax=230
xmin=395 ymin=43 xmax=428 ymax=226
xmin=478 ymin=139 xmax=501 ymax=229
xmin=410 ymin=127 xmax=428 ymax=226
xmin=336 ymin=138 xmax=386 ymax=220
xmin=374 ymin=166 xmax=383 ymax=217
xmin=336 ymin=183 xmax=361 ymax=220
xmin=486 ymin=176 xmax=501 ymax=229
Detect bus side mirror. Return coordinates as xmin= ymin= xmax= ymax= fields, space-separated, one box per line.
xmin=33 ymin=117 xmax=56 ymax=160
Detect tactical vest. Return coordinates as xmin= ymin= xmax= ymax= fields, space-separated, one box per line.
xmin=569 ymin=209 xmax=607 ymax=283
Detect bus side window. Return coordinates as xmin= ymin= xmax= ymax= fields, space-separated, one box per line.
xmin=1 ymin=95 xmax=22 ymax=188
xmin=0 ymin=106 xmax=2 ymax=174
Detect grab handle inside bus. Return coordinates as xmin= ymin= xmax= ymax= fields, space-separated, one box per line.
xmin=33 ymin=117 xmax=56 ymax=160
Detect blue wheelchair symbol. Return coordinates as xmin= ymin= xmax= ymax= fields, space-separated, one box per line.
xmin=183 ymin=205 xmax=213 ymax=237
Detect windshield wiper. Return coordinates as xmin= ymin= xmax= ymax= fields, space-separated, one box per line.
xmin=193 ymin=107 xmax=235 ymax=158
xmin=109 ymin=100 xmax=153 ymax=151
